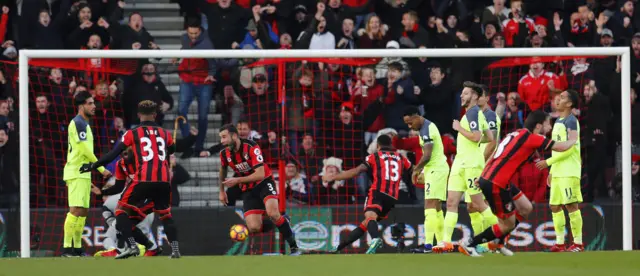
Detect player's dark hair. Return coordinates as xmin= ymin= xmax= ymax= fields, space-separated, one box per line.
xmin=463 ymin=81 xmax=482 ymax=97
xmin=220 ymin=124 xmax=239 ymax=135
xmin=74 ymin=91 xmax=92 ymax=107
xmin=377 ymin=134 xmax=393 ymax=149
xmin=137 ymin=100 xmax=158 ymax=115
xmin=524 ymin=110 xmax=549 ymax=132
xmin=565 ymin=89 xmax=580 ymax=108
xmin=403 ymin=106 xmax=420 ymax=117
xmin=479 ymin=84 xmax=489 ymax=96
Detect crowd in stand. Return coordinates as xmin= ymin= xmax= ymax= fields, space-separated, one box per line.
xmin=1 ymin=0 xmax=640 ymax=209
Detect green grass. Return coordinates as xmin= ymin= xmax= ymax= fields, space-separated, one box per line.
xmin=1 ymin=252 xmax=639 ymax=276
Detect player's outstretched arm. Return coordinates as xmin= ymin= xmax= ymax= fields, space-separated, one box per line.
xmin=323 ymin=164 xmax=367 ymax=182
xmin=75 ymin=137 xmax=107 ymax=173
xmin=101 ymin=179 xmax=126 ymax=196
xmin=91 ymin=143 xmax=127 ymax=170
xmin=546 ymin=129 xmax=578 ymax=165
xmin=550 ymin=138 xmax=577 ymax=153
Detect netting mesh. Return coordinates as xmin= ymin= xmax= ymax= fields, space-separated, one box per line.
xmin=11 ymin=54 xmax=634 ymax=256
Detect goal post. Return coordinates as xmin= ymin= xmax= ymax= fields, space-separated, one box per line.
xmin=17 ymin=47 xmax=633 ymax=258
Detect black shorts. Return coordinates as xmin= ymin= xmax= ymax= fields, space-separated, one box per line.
xmin=119 ymin=181 xmax=171 ymax=215
xmin=242 ymin=178 xmax=278 ymax=217
xmin=478 ymin=178 xmax=517 ymax=219
xmin=364 ymin=190 xmax=397 ymax=220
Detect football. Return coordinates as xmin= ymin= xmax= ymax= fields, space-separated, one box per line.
xmin=229 ymin=224 xmax=249 ymax=242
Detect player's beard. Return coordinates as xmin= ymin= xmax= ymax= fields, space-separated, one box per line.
xmin=227 ymin=140 xmax=237 ymax=151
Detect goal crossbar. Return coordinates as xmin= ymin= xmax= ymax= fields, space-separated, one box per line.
xmin=18 ymin=47 xmax=633 ymax=257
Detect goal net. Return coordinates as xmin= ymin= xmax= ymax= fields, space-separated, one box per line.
xmin=10 ymin=48 xmax=634 ymax=258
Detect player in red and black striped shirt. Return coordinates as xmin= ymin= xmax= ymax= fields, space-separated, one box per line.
xmin=97 ymin=148 xmax=159 ymax=257
xmin=83 ymin=100 xmax=180 ymax=259
xmin=217 ymin=124 xmax=300 ymax=255
xmin=458 ymin=110 xmax=577 ymax=257
xmin=323 ymin=135 xmax=412 ymax=254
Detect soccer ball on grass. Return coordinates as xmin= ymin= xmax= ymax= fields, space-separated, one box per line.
xmin=230 ymin=224 xmax=249 ymax=242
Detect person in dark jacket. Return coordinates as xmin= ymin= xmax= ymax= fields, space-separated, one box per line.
xmin=122 ymin=63 xmax=173 ymax=128
xmin=66 ymin=2 xmax=115 ymax=49
xmin=419 ymin=65 xmax=455 ymax=135
xmin=196 ymin=0 xmax=250 ymax=49
xmin=583 ymin=82 xmax=612 ymax=201
xmin=33 ymin=0 xmax=71 ymax=49
xmin=399 ymin=11 xmax=430 ymax=48
xmin=0 ymin=127 xmax=18 ymax=209
xmin=105 ymin=12 xmax=158 ymax=50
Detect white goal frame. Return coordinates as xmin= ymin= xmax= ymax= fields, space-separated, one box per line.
xmin=18 ymin=48 xmax=633 ymax=257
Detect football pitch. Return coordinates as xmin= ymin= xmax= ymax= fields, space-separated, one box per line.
xmin=1 ymin=251 xmax=639 ymax=276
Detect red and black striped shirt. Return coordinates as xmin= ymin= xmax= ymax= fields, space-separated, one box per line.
xmin=482 ymin=129 xmax=554 ymax=189
xmin=364 ymin=150 xmax=411 ymax=199
xmin=115 ymin=159 xmax=137 ymax=182
xmin=220 ymin=139 xmax=272 ymax=191
xmin=121 ymin=123 xmax=174 ymax=183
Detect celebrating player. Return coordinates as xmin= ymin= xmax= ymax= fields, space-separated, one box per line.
xmin=62 ymin=91 xmax=112 ymax=257
xmin=217 ymin=124 xmax=301 ymax=255
xmin=95 ymin=148 xmax=160 ymax=257
xmin=402 ymin=107 xmax=448 ymax=253
xmin=434 ymin=81 xmax=495 ymax=253
xmin=81 ymin=100 xmax=180 ymax=259
xmin=458 ymin=110 xmax=577 ymax=257
xmin=326 ymin=135 xmax=412 ymax=254
xmin=535 ymin=89 xmax=584 ymax=252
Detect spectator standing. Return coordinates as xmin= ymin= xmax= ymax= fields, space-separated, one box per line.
xmin=106 ymin=12 xmax=159 ymax=50
xmin=66 ymin=2 xmax=113 ymax=49
xmin=0 ymin=127 xmax=18 ymax=209
xmin=33 ymin=0 xmax=71 ymax=49
xmin=122 ymin=63 xmax=173 ymax=128
xmin=351 ymin=67 xmax=389 ymax=144
xmin=336 ymin=17 xmax=356 ymax=49
xmin=287 ymin=5 xmax=311 ymax=41
xmin=419 ymin=65 xmax=455 ymax=135
xmin=320 ymin=0 xmax=372 ymax=38
xmin=518 ymin=62 xmax=564 ymax=112
xmin=0 ymin=99 xmax=15 ymax=133
xmin=382 ymin=62 xmax=418 ymax=132
xmin=399 ymin=11 xmax=429 ymax=48
xmin=296 ymin=3 xmax=335 ymax=49
xmin=564 ymin=57 xmax=593 ymax=92
xmin=176 ymin=18 xmax=217 ymax=158
xmin=482 ymin=0 xmax=510 ymax=27
xmin=583 ymin=82 xmax=612 ymax=201
xmin=197 ymin=0 xmax=249 ymax=50
xmin=496 ymin=92 xmax=525 ymax=134
xmin=357 ymin=15 xmax=391 ymax=49
xmin=502 ymin=0 xmax=534 ymax=47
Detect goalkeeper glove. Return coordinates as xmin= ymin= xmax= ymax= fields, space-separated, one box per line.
xmin=79 ymin=163 xmax=94 ymax=173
